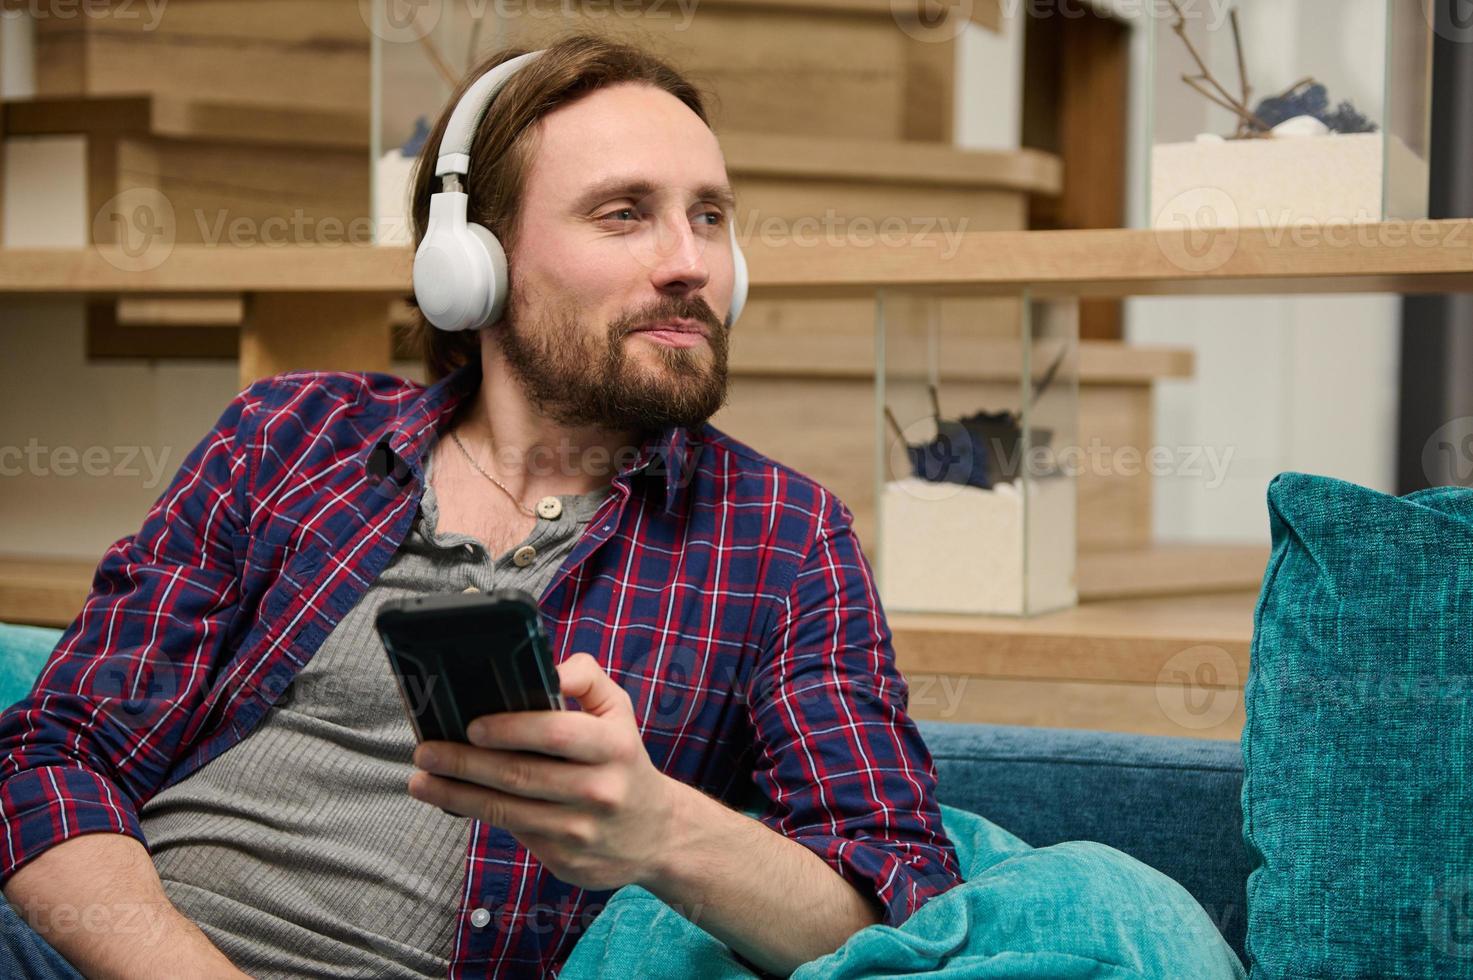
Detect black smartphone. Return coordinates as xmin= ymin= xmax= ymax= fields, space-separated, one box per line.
xmin=375 ymin=588 xmax=565 ymax=753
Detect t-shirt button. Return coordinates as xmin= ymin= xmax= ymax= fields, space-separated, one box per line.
xmin=536 ymin=496 xmax=563 ymax=520
xmin=470 ymin=907 xmax=491 ymax=928
xmin=512 ymin=545 xmax=537 ymax=567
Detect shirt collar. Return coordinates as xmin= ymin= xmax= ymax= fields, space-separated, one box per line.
xmin=363 ymin=358 xmax=700 ymax=515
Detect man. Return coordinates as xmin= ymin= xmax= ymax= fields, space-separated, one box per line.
xmin=0 ymin=33 xmax=962 ymax=978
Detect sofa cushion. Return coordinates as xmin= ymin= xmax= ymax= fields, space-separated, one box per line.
xmin=919 ymin=719 xmax=1248 ymax=962
xmin=0 ymin=623 xmax=62 ymax=710
xmin=1243 ymin=472 xmax=1473 ymax=976
xmin=562 ymin=801 xmax=1246 ymax=979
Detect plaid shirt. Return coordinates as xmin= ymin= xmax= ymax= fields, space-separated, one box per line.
xmin=0 ymin=360 xmax=962 ymax=976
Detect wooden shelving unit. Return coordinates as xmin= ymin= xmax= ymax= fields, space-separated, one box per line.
xmin=891 ymin=591 xmax=1255 ymax=741
xmin=4 ymin=219 xmax=1471 ymax=298
xmin=5 ymin=221 xmax=1463 ymax=739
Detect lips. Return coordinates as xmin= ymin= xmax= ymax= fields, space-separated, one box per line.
xmin=636 ymin=318 xmax=705 ymax=337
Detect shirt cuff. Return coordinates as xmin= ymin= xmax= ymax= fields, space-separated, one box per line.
xmin=788 ymin=831 xmax=964 ymax=929
xmin=0 ymin=765 xmax=146 ymax=888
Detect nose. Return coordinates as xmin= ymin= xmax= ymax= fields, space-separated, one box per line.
xmin=648 ymin=211 xmax=711 ymax=298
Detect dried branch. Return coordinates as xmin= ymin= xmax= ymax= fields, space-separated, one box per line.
xmin=418 ymin=32 xmax=458 ymax=89
xmin=884 ymin=406 xmax=908 ymax=445
xmin=1182 ymin=75 xmax=1268 ymax=132
xmin=1165 ymin=0 xmax=1272 ymax=137
xmin=1230 ymin=9 xmax=1252 ymax=137
xmin=466 ymin=9 xmax=485 ymax=73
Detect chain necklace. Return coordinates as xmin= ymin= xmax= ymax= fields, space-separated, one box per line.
xmin=449 ymin=430 xmax=537 ymax=518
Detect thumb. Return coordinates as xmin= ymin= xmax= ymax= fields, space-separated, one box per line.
xmin=556 ymin=652 xmax=632 ymax=719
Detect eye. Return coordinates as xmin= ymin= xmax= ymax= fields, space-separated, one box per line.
xmin=696 ymin=210 xmax=725 ymax=227
xmin=598 ymin=207 xmax=639 ymax=223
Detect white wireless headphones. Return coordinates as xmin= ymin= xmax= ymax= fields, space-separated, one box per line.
xmin=412 ymin=49 xmax=749 ymax=333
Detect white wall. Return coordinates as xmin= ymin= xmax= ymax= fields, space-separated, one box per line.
xmin=0 ymin=15 xmax=403 ymax=560
xmin=955 ymin=16 xmax=1025 ymax=150
xmin=1121 ymin=0 xmax=1402 ymax=543
xmin=0 ymin=4 xmax=1403 ymax=559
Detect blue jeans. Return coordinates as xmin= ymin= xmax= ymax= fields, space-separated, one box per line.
xmin=0 ymin=898 xmax=87 ymax=979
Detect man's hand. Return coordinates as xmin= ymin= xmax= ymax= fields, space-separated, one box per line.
xmin=406 ymin=652 xmax=677 ymax=891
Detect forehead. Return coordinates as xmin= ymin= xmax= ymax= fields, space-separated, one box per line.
xmin=521 ymin=81 xmax=729 ymax=206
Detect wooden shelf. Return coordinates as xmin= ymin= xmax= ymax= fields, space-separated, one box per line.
xmin=722 ymin=131 xmax=1061 ymax=195
xmin=4 ymin=221 xmax=1472 ymax=300
xmin=0 ymin=557 xmax=94 ymax=629
xmin=4 ymin=550 xmax=1260 ymax=657
xmin=0 ymin=245 xmax=409 ymax=296
xmin=889 ymin=590 xmax=1255 ymax=741
xmin=2 ymin=94 xmax=367 ymax=150
xmin=889 ymin=591 xmax=1254 ymax=687
xmin=1078 ymin=544 xmax=1268 ymax=601
xmin=5 ymin=551 xmax=1256 ymax=673
xmin=744 ymin=221 xmax=1473 ymax=298
xmin=0 ymin=554 xmax=1253 ymax=739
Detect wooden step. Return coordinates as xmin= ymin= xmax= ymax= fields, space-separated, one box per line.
xmin=890 ymin=591 xmax=1256 ymax=741
xmin=7 ymin=221 xmax=1472 ymax=297
xmin=1078 ymin=544 xmax=1269 ymax=601
xmin=0 ymin=551 xmax=1253 ymax=743
xmin=35 ymin=0 xmax=999 ymax=147
xmin=0 ymin=557 xmax=95 ymax=629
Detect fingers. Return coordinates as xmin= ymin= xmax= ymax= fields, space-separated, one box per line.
xmin=555 ymin=652 xmax=634 ymax=720
xmin=466 ymin=708 xmax=610 ymax=763
xmin=408 ymin=770 xmax=565 ymax=833
xmin=414 ymin=742 xmax=590 ymax=805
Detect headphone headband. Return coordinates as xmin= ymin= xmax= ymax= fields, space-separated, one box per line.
xmin=413 ymin=47 xmax=747 ymax=332
xmin=434 ymin=49 xmax=545 ymax=179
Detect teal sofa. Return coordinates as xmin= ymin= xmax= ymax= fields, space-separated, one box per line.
xmin=0 ymin=621 xmax=1249 ymax=970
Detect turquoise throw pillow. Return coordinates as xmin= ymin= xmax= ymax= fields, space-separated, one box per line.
xmin=563 ymin=803 xmax=1244 ymax=978
xmin=0 ymin=622 xmax=63 ymax=710
xmin=1244 ymin=473 xmax=1473 ymax=977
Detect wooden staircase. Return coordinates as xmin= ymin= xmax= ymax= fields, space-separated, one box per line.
xmin=0 ymin=0 xmax=1269 ymax=739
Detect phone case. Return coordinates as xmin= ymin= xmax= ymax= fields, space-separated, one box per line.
xmin=375 ymin=588 xmax=565 ymax=750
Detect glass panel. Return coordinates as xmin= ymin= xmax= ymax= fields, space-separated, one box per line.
xmin=1147 ymin=0 xmax=1432 ymax=228
xmin=875 ymin=290 xmax=1078 ymax=617
xmin=370 ymin=0 xmax=493 ymax=245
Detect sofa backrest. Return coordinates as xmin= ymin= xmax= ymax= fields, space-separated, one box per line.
xmin=918 ymin=719 xmax=1250 ymax=963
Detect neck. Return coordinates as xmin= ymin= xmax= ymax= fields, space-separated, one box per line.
xmin=452 ymin=342 xmax=646 ymax=500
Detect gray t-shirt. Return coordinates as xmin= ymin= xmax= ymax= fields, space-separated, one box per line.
xmin=138 ymin=443 xmax=612 ymax=978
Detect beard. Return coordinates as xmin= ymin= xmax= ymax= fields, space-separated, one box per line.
xmin=495 ymin=281 xmax=730 ymax=433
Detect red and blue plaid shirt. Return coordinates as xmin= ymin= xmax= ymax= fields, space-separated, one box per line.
xmin=0 ymin=359 xmax=962 ymax=976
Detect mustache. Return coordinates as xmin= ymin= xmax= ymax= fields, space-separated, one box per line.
xmin=615 ymin=298 xmax=724 ymax=336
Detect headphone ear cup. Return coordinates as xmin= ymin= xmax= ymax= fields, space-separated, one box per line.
xmin=413 ymin=192 xmax=506 ymax=332
xmin=727 ymin=221 xmax=748 ymax=328
xmin=465 ymin=222 xmax=509 ymax=327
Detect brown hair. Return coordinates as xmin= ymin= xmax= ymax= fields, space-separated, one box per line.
xmin=404 ymin=31 xmax=713 ymax=382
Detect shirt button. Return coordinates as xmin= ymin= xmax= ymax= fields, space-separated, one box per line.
xmin=462 ymin=585 xmax=480 ymax=594
xmin=512 ymin=545 xmax=537 ymax=567
xmin=470 ymin=907 xmax=490 ymax=928
xmin=536 ymin=496 xmax=563 ymax=520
